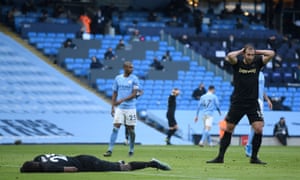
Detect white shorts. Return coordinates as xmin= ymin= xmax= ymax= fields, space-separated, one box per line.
xmin=202 ymin=115 xmax=213 ymax=127
xmin=113 ymin=108 xmax=137 ymax=126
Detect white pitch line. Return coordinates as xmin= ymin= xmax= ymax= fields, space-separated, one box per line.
xmin=118 ymin=171 xmax=236 ymax=180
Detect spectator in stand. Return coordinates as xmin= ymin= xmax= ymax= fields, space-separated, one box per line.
xmin=63 ymin=38 xmax=77 ymax=49
xmin=91 ymin=8 xmax=107 ymax=35
xmin=272 ymin=52 xmax=283 ymax=71
xmin=235 ymin=17 xmax=244 ymax=29
xmin=232 ymin=3 xmax=244 ymax=15
xmin=38 ymin=9 xmax=51 ymax=23
xmin=273 ymin=117 xmax=289 ymax=146
xmin=91 ymin=56 xmax=112 ymax=70
xmin=90 ymin=56 xmax=104 ymax=69
xmin=192 ymin=83 xmax=206 ymax=100
xmin=267 ymin=35 xmax=280 ymax=51
xmin=79 ymin=11 xmax=92 ymax=34
xmin=21 ymin=0 xmax=37 ymax=14
xmin=293 ymin=64 xmax=300 ymax=83
xmin=166 ymin=16 xmax=182 ymax=27
xmin=179 ymin=34 xmax=192 ymax=48
xmin=223 ymin=34 xmax=236 ymax=52
xmin=150 ymin=57 xmax=165 ymax=71
xmin=269 ymin=96 xmax=291 ymax=111
xmin=295 ymin=47 xmax=300 ymax=60
xmin=249 ymin=12 xmax=264 ymax=25
xmin=161 ymin=50 xmax=172 ymax=62
xmin=53 ymin=4 xmax=67 ymax=18
xmin=193 ymin=9 xmax=203 ymax=35
xmin=130 ymin=29 xmax=144 ymax=42
xmin=7 ymin=6 xmax=22 ymax=29
xmin=147 ymin=11 xmax=157 ymax=22
xmin=104 ymin=47 xmax=116 ymax=60
xmin=116 ymin=39 xmax=126 ymax=50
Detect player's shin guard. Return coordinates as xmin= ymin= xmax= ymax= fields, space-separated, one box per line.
xmin=251 ymin=133 xmax=262 ymax=159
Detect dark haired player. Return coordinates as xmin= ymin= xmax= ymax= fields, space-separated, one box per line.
xmin=207 ymin=44 xmax=275 ymax=164
xmin=20 ymin=154 xmax=171 ymax=172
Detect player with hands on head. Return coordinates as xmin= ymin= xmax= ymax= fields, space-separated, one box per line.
xmin=207 ymin=44 xmax=275 ymax=164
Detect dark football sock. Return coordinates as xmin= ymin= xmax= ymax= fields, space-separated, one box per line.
xmin=251 ymin=133 xmax=262 ymax=159
xmin=128 ymin=162 xmax=148 ymax=170
xmin=218 ymin=131 xmax=232 ymax=159
xmin=167 ymin=129 xmax=176 ymax=139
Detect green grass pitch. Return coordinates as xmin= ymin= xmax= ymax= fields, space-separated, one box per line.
xmin=0 ymin=144 xmax=299 ymax=180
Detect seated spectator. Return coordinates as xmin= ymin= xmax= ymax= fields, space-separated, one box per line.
xmin=130 ymin=29 xmax=144 ymax=42
xmin=273 ymin=117 xmax=289 ymax=146
xmin=63 ymin=38 xmax=77 ymax=49
xmin=166 ymin=16 xmax=182 ymax=27
xmin=267 ymin=35 xmax=280 ymax=51
xmin=39 ymin=9 xmax=51 ymax=23
xmin=116 ymin=39 xmax=126 ymax=50
xmin=192 ymin=83 xmax=206 ymax=100
xmin=235 ymin=17 xmax=244 ymax=29
xmin=7 ymin=6 xmax=22 ymax=29
xmin=147 ymin=11 xmax=157 ymax=22
xmin=293 ymin=64 xmax=300 ymax=83
xmin=295 ymin=47 xmax=300 ymax=60
xmin=150 ymin=57 xmax=164 ymax=71
xmin=90 ymin=56 xmax=104 ymax=69
xmin=269 ymin=96 xmax=291 ymax=111
xmin=179 ymin=34 xmax=192 ymax=48
xmin=272 ymin=53 xmax=283 ymax=71
xmin=91 ymin=56 xmax=112 ymax=70
xmin=104 ymin=47 xmax=116 ymax=60
xmin=223 ymin=34 xmax=236 ymax=51
xmin=161 ymin=50 xmax=172 ymax=62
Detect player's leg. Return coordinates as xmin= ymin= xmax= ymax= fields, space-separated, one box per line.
xmin=245 ymin=127 xmax=255 ymax=157
xmin=206 ymin=116 xmax=213 ymax=146
xmin=103 ymin=108 xmax=123 ymax=157
xmin=166 ymin=124 xmax=177 ymax=145
xmin=199 ymin=116 xmax=206 ymax=146
xmin=125 ymin=109 xmax=137 ymax=156
xmin=249 ymin=102 xmax=266 ymax=164
xmin=207 ymin=107 xmax=242 ymax=163
xmin=250 ymin=121 xmax=266 ymax=164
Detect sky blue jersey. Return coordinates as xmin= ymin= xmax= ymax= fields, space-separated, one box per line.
xmin=258 ymin=71 xmax=265 ymax=101
xmin=112 ymin=73 xmax=140 ymax=109
xmin=196 ymin=92 xmax=220 ymax=116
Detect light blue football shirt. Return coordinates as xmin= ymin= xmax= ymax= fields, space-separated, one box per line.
xmin=196 ymin=91 xmax=220 ymax=116
xmin=112 ymin=73 xmax=140 ymax=109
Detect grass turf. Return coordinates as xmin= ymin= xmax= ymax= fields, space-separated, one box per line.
xmin=0 ymin=144 xmax=299 ymax=180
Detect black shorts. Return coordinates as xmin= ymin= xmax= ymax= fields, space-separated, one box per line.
xmin=167 ymin=113 xmax=177 ymax=127
xmin=226 ymin=101 xmax=263 ymax=125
